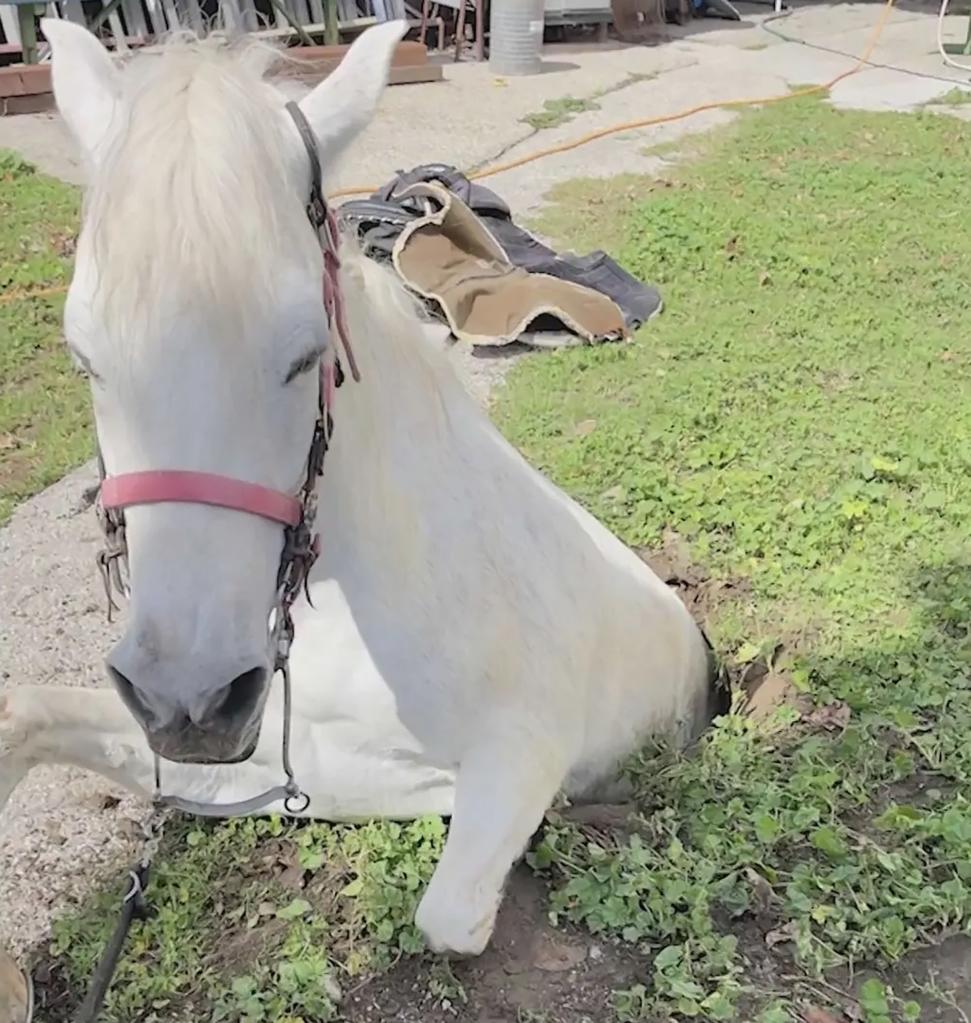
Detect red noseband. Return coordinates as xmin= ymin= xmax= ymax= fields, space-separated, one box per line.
xmin=99 ymin=471 xmax=303 ymax=527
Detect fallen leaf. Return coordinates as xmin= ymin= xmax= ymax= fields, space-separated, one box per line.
xmin=279 ymin=864 xmax=307 ymax=889
xmin=745 ymin=867 xmax=777 ymax=915
xmin=0 ymin=950 xmax=29 ymax=1019
xmin=742 ymin=671 xmax=803 ymax=722
xmin=574 ymin=419 xmax=597 ymax=438
xmin=52 ymin=232 xmax=77 ymax=257
xmin=803 ymin=1007 xmax=843 ymax=1023
xmin=765 ymin=920 xmax=799 ymax=948
xmin=806 ymin=701 xmax=851 ymax=731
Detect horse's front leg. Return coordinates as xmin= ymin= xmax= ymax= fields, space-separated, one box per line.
xmin=0 ymin=685 xmax=154 ymax=816
xmin=414 ymin=733 xmax=566 ymax=957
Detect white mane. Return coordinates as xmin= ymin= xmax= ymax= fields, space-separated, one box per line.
xmin=83 ymin=34 xmax=314 ymax=337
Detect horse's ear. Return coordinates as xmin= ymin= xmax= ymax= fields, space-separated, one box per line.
xmin=297 ymin=19 xmax=407 ymax=163
xmin=40 ymin=18 xmax=121 ymax=166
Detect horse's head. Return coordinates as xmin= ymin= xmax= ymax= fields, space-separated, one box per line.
xmin=44 ymin=18 xmax=405 ymax=764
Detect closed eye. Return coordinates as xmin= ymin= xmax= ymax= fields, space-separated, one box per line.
xmin=285 ymin=347 xmax=323 ymax=384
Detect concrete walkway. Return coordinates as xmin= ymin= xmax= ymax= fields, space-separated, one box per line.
xmin=1 ymin=0 xmax=968 ymax=959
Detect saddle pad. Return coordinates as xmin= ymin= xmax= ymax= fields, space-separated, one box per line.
xmin=390 ymin=181 xmax=628 ymax=346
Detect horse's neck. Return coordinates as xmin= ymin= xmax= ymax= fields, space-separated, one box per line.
xmin=311 ymin=270 xmax=468 ymax=589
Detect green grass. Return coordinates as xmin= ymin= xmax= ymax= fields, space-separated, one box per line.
xmin=640 ymin=138 xmax=686 ymax=160
xmin=522 ymin=95 xmax=602 ymax=130
xmin=926 ymin=86 xmax=971 ymax=106
xmin=27 ymin=96 xmax=971 ymax=1021
xmin=499 ymin=95 xmax=971 ymax=1019
xmin=0 ymin=150 xmax=90 ymax=525
xmin=522 ymin=74 xmax=655 ymax=132
xmin=45 ymin=816 xmax=446 ymax=1021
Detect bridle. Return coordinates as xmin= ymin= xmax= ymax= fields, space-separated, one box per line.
xmin=93 ymin=101 xmax=354 ymax=818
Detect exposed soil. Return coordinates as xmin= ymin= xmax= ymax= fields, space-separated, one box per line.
xmin=343 ymin=868 xmax=643 ymax=1023
xmin=636 ymin=529 xmax=807 ymax=724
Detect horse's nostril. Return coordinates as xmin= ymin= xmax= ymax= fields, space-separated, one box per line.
xmin=107 ymin=663 xmax=171 ymax=730
xmin=106 ymin=655 xmax=267 ymax=763
xmin=196 ymin=666 xmax=267 ymax=727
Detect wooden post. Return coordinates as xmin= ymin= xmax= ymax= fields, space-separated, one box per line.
xmin=16 ymin=2 xmax=40 ymax=64
xmin=323 ymin=0 xmax=338 ymax=44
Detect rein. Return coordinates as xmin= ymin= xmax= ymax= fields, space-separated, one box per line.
xmin=74 ymin=102 xmax=352 ymax=1023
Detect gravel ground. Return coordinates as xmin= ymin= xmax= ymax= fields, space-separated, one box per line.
xmin=0 ymin=0 xmax=965 ymax=961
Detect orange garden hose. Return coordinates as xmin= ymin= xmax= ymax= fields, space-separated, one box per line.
xmin=331 ymin=0 xmax=897 ymax=198
xmin=0 ymin=0 xmax=896 ymax=310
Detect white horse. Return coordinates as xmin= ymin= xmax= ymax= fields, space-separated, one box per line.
xmin=0 ymin=19 xmax=715 ymax=957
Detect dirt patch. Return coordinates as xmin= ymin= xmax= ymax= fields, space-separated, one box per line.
xmin=343 ymin=868 xmax=642 ymax=1023
xmin=29 ymin=955 xmax=75 ymax=1023
xmin=636 ymin=530 xmax=811 ymax=723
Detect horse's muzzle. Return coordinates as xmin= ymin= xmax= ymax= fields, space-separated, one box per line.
xmin=108 ymin=663 xmax=266 ymax=765
xmin=147 ymin=722 xmax=261 ymax=766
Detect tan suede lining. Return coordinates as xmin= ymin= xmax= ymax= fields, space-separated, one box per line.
xmin=389 ymin=181 xmax=628 ymax=346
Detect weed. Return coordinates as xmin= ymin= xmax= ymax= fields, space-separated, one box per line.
xmin=521 ymin=74 xmax=656 ymax=132
xmin=47 ymin=816 xmax=446 ymax=1020
xmin=523 ymin=95 xmax=601 ymax=131
xmin=925 ymin=86 xmax=971 ymax=106
xmin=427 ymin=960 xmax=468 ymax=1012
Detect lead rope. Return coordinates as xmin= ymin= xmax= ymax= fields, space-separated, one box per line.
xmin=72 ymin=802 xmax=168 ymax=1023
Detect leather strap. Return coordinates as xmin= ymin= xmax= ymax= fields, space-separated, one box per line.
xmin=100 ymin=471 xmax=303 ymax=526
xmin=285 ymin=100 xmax=327 ymax=229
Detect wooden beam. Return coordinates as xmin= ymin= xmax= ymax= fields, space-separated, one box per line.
xmin=386 ymin=62 xmax=442 ymax=84
xmin=254 ymin=15 xmax=376 ymax=40
xmin=273 ymin=39 xmax=431 ymax=70
xmin=281 ymin=61 xmax=443 ymax=86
